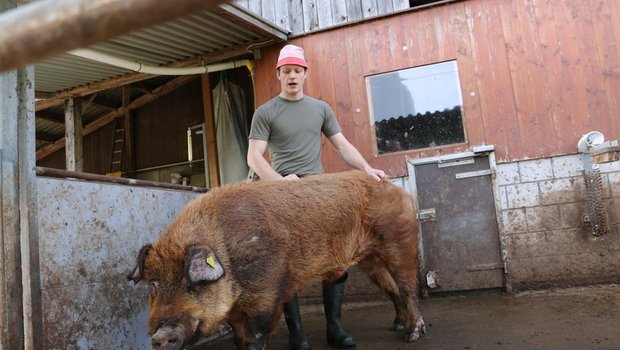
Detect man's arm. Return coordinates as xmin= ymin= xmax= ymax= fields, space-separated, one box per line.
xmin=328 ymin=132 xmax=385 ymax=181
xmin=247 ymin=139 xmax=299 ymax=180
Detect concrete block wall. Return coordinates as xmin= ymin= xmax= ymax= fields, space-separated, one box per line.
xmin=495 ymin=154 xmax=620 ymax=291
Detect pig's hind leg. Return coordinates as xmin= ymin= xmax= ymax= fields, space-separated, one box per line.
xmin=358 ymin=255 xmax=425 ymax=342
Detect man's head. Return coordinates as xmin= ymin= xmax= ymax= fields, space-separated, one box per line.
xmin=276 ymin=44 xmax=308 ymax=70
xmin=276 ymin=44 xmax=308 ymax=100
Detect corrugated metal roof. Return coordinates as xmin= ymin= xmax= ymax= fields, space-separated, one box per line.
xmin=33 ymin=3 xmax=287 ymax=156
xmin=35 ymin=3 xmax=287 ymax=94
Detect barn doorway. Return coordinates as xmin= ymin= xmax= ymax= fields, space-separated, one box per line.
xmin=407 ymin=149 xmax=505 ymax=296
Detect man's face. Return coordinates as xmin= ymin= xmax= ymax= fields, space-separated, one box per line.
xmin=277 ymin=64 xmax=307 ymax=99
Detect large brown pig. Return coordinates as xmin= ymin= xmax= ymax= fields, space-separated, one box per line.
xmin=128 ymin=170 xmax=425 ymax=350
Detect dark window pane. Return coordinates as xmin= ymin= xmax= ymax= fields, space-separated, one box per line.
xmin=367 ymin=61 xmax=465 ymax=155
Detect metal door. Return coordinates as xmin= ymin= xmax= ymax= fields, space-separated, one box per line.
xmin=408 ymin=152 xmax=504 ymax=294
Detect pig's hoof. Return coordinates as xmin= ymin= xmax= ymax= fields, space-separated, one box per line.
xmin=405 ymin=317 xmax=426 ymax=342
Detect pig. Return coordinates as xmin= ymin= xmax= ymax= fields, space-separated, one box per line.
xmin=127 ymin=170 xmax=425 ymax=350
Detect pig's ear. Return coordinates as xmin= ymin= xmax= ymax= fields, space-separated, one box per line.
xmin=127 ymin=244 xmax=152 ymax=284
xmin=185 ymin=246 xmax=224 ymax=285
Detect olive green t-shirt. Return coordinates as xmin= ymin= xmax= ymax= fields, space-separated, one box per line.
xmin=249 ymin=95 xmax=342 ymax=176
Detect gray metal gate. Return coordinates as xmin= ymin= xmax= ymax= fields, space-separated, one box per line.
xmin=408 ymin=150 xmax=504 ymax=295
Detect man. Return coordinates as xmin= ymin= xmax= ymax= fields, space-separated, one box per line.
xmin=247 ymin=44 xmax=385 ymax=350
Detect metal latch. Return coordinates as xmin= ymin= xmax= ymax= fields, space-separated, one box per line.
xmin=417 ymin=208 xmax=436 ymax=222
xmin=455 ymin=169 xmax=493 ymax=179
xmin=465 ymin=262 xmax=503 ymax=272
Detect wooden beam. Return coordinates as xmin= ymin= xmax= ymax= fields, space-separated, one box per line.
xmin=201 ymin=74 xmax=220 ymax=188
xmin=36 ymin=75 xmax=199 ymax=160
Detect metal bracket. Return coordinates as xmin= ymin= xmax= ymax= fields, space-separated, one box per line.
xmin=417 ymin=208 xmax=436 ymax=222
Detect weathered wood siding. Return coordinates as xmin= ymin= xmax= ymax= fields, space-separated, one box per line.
xmin=252 ymin=0 xmax=620 ymax=176
xmin=233 ymin=0 xmax=410 ymax=35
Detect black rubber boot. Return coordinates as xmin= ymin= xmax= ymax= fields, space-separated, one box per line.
xmin=283 ymin=294 xmax=311 ymax=350
xmin=323 ymin=279 xmax=356 ymax=348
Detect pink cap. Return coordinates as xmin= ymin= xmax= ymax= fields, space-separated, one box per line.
xmin=276 ymin=44 xmax=308 ymax=69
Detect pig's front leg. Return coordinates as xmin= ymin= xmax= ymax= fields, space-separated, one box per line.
xmin=244 ymin=311 xmax=279 ymax=350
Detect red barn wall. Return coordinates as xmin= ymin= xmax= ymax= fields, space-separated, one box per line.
xmin=253 ymin=0 xmax=620 ymax=177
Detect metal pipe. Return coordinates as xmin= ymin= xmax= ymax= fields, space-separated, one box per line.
xmin=68 ymin=48 xmax=251 ymax=75
xmin=0 ymin=0 xmax=225 ymax=73
xmin=36 ymin=167 xmax=208 ymax=193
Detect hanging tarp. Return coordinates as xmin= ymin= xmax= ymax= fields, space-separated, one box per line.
xmin=213 ymin=75 xmax=249 ymax=185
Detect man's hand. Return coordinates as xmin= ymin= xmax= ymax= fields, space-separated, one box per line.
xmin=365 ymin=168 xmax=386 ymax=181
xmin=283 ymin=174 xmax=300 ymax=180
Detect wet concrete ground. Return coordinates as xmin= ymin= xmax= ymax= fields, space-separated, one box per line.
xmin=197 ymin=284 xmax=620 ymax=350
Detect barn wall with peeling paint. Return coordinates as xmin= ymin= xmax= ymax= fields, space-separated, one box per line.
xmin=36 ymin=177 xmax=200 ymax=349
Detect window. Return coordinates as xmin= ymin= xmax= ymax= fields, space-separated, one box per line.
xmin=366 ymin=60 xmax=465 ymax=155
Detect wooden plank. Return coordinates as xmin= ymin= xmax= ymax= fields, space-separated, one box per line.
xmin=324 ymin=31 xmax=355 ymax=171
xmin=316 ymin=0 xmax=334 ymax=28
xmin=551 ymin=0 xmax=597 ymax=151
xmin=332 ymin=0 xmax=349 ymax=24
xmin=344 ymin=0 xmax=363 ymax=22
xmin=273 ymin=0 xmax=290 ymax=30
xmin=591 ymin=0 xmax=620 ymax=137
xmin=361 ymin=0 xmax=378 ymax=18
xmin=343 ymin=25 xmax=382 ymax=173
xmin=464 ymin=0 xmax=522 ymax=161
xmin=261 ymin=0 xmax=277 ymax=27
xmin=359 ymin=19 xmax=384 ymax=75
xmin=303 ymin=0 xmax=320 ymax=31
xmin=289 ymin=0 xmax=305 ymax=35
xmin=569 ymin=0 xmax=615 ymax=141
xmin=530 ymin=0 xmax=572 ymax=154
xmin=376 ymin=0 xmax=394 ymax=15
xmin=499 ymin=0 xmax=556 ymax=158
xmin=393 ymin=0 xmax=409 ymax=11
xmin=447 ymin=2 xmax=485 ymax=153
xmin=248 ymin=0 xmax=262 ymax=15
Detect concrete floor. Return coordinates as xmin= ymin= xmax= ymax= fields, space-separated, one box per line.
xmin=197 ymin=284 xmax=620 ymax=350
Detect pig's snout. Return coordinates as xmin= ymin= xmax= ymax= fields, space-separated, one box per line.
xmin=151 ymin=326 xmax=184 ymax=350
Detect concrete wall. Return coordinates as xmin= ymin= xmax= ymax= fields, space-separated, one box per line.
xmin=36 ymin=177 xmax=200 ymax=349
xmin=496 ymin=155 xmax=620 ymax=291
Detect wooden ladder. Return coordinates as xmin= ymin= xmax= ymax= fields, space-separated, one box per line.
xmin=109 ymin=118 xmax=125 ymax=175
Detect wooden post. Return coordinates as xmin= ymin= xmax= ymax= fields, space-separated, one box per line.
xmin=201 ymin=74 xmax=220 ymax=188
xmin=0 ymin=66 xmax=43 ymax=350
xmin=122 ymin=85 xmax=135 ymax=174
xmin=64 ymin=98 xmax=84 ymax=172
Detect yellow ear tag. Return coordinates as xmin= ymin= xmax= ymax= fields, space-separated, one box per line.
xmin=206 ymin=255 xmax=217 ymax=269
